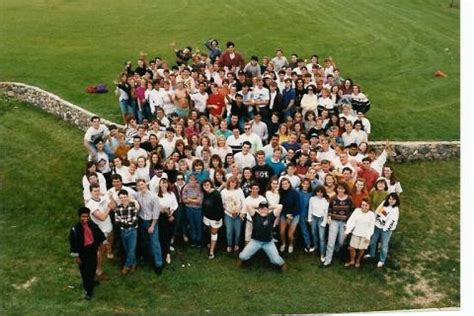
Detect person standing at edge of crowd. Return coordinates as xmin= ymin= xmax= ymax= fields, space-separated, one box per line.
xmin=69 ymin=207 xmax=106 ymax=300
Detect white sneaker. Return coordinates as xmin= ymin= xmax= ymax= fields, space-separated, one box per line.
xmin=364 ymin=254 xmax=372 ymax=259
xmin=309 ymin=247 xmax=316 ymax=253
xmin=377 ymin=261 xmax=384 ymax=268
xmin=183 ymin=235 xmax=189 ymax=243
xmin=279 ymin=244 xmax=286 ymax=252
xmin=288 ymin=245 xmax=294 ymax=254
xmin=170 ymin=245 xmax=175 ymax=252
xmin=320 ymin=256 xmax=326 ymax=263
xmin=166 ymin=254 xmax=171 ymax=264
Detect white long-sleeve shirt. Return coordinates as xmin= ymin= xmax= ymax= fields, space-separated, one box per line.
xmin=345 ymin=208 xmax=376 ymax=239
xmin=157 ymin=192 xmax=178 ymax=214
xmin=221 ymin=188 xmax=246 ymax=217
xmin=375 ymin=205 xmax=399 ymax=231
xmin=308 ymin=196 xmax=329 ymax=226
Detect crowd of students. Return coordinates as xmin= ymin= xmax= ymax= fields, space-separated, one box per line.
xmin=70 ymin=40 xmax=401 ymax=300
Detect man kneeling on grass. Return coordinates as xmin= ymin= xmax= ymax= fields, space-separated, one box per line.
xmin=237 ymin=201 xmax=288 ymax=271
xmin=69 ymin=207 xmax=106 ymax=300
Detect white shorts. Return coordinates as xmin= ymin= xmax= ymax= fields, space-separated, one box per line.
xmin=203 ymin=217 xmax=223 ymax=229
xmin=350 ymin=235 xmax=370 ymax=250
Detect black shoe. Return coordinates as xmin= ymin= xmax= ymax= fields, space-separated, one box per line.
xmin=85 ymin=292 xmax=93 ymax=300
xmin=154 ymin=266 xmax=163 ymax=276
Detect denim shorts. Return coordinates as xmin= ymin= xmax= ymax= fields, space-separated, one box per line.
xmin=280 ymin=214 xmax=300 ymax=225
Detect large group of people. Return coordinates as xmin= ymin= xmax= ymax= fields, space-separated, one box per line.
xmin=70 ymin=40 xmax=401 ymax=300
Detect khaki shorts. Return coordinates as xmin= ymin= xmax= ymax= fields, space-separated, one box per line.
xmin=350 ymin=235 xmax=370 ymax=250
xmin=203 ymin=216 xmax=223 ymax=229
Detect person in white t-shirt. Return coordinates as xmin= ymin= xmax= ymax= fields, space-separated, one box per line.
xmin=158 ymin=81 xmax=176 ymax=116
xmin=127 ymin=135 xmax=148 ymax=164
xmin=243 ymin=183 xmax=267 ymax=244
xmin=84 ymin=116 xmax=110 ymax=160
xmin=86 ymin=184 xmax=114 ymax=279
xmin=234 ymin=141 xmax=256 ymax=170
xmin=190 ymin=81 xmax=208 ymax=114
xmin=250 ymin=113 xmax=268 ymax=143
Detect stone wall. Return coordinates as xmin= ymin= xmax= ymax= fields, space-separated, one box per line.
xmin=0 ymin=82 xmax=122 ymax=131
xmin=1 ymin=81 xmax=460 ymax=162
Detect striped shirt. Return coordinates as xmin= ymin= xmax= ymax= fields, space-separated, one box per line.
xmin=136 ymin=190 xmax=160 ymax=221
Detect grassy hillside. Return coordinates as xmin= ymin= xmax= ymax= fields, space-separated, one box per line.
xmin=0 ymin=0 xmax=460 ymax=140
xmin=0 ymin=99 xmax=460 ymax=314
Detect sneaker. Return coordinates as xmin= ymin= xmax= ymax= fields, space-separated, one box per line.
xmin=170 ymin=246 xmax=175 ymax=252
xmin=226 ymin=246 xmax=232 ymax=253
xmin=170 ymin=237 xmax=175 ymax=245
xmin=304 ymin=247 xmax=310 ymax=253
xmin=279 ymin=244 xmax=286 ymax=252
xmin=364 ymin=254 xmax=372 ymax=259
xmin=320 ymin=256 xmax=326 ymax=263
xmin=190 ymin=243 xmax=196 ymax=248
xmin=165 ymin=254 xmax=171 ymax=264
xmin=107 ymin=253 xmax=114 ymax=260
xmin=288 ymin=245 xmax=294 ymax=254
xmin=233 ymin=245 xmax=240 ymax=253
xmin=377 ymin=261 xmax=384 ymax=268
xmin=309 ymin=247 xmax=316 ymax=253
xmin=344 ymin=261 xmax=355 ymax=267
xmin=208 ymin=253 xmax=215 ymax=260
xmin=355 ymin=262 xmax=361 ymax=268
xmin=183 ymin=235 xmax=189 ymax=243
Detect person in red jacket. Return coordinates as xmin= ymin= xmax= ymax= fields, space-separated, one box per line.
xmin=218 ymin=41 xmax=245 ymax=70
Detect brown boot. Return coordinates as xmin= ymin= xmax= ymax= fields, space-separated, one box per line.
xmin=121 ymin=267 xmax=130 ymax=276
xmin=281 ymin=263 xmax=289 ymax=272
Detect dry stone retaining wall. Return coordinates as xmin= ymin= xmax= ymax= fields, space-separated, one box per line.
xmin=1 ymin=81 xmax=459 ymax=162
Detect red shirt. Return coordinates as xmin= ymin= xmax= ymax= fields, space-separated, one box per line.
xmin=358 ymin=168 xmax=379 ymax=191
xmin=218 ymin=52 xmax=245 ymax=69
xmin=351 ymin=192 xmax=369 ymax=208
xmin=82 ymin=222 xmax=94 ymax=247
xmin=207 ymin=93 xmax=226 ymax=117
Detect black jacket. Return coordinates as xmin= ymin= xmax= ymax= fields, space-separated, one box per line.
xmin=69 ymin=220 xmax=106 ymax=257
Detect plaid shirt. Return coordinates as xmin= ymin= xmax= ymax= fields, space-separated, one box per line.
xmin=115 ymin=202 xmax=139 ymax=230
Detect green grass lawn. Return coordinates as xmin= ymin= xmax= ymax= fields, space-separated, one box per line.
xmin=0 ymin=98 xmax=460 ymax=314
xmin=0 ymin=0 xmax=460 ymax=141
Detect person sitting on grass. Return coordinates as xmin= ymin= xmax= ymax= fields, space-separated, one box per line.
xmin=343 ymin=198 xmax=375 ymax=268
xmin=69 ymin=207 xmax=106 ymax=301
xmin=237 ymin=200 xmax=287 ymax=271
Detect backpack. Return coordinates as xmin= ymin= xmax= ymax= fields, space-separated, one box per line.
xmin=85 ymin=85 xmax=97 ymax=94
xmin=95 ymin=84 xmax=108 ymax=93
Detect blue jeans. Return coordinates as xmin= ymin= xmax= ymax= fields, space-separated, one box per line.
xmin=239 ymin=239 xmax=285 ymax=266
xmin=119 ymin=99 xmax=131 ymax=114
xmin=186 ymin=206 xmax=203 ymax=245
xmin=120 ymin=228 xmax=137 ymax=267
xmin=298 ymin=210 xmax=311 ymax=248
xmin=224 ymin=214 xmax=242 ymax=247
xmin=173 ymin=205 xmax=188 ymax=238
xmin=324 ymin=219 xmax=346 ymax=265
xmin=139 ymin=219 xmax=163 ymax=268
xmin=311 ymin=215 xmax=326 ymax=255
xmin=368 ymin=227 xmax=393 ymax=264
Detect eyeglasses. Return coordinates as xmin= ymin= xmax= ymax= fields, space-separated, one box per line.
xmin=244 ymin=127 xmax=251 ymax=130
